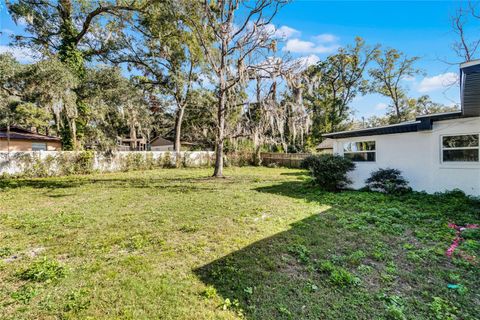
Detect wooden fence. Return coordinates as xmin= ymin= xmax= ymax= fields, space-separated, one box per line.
xmin=260 ymin=152 xmax=311 ymax=168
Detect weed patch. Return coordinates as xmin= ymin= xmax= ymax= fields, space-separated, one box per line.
xmin=17 ymin=257 xmax=67 ymax=283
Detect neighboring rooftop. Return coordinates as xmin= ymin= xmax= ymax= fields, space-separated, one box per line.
xmin=0 ymin=127 xmax=61 ymax=142
xmin=150 ymin=136 xmax=173 ymax=146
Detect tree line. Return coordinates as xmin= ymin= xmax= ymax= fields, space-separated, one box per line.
xmin=0 ymin=0 xmax=471 ymax=176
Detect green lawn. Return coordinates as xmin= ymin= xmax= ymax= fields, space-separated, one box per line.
xmin=0 ymin=167 xmax=479 ymax=320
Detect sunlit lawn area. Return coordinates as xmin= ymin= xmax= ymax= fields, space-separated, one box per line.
xmin=0 ymin=167 xmax=479 ymax=319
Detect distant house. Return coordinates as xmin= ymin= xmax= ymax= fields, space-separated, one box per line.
xmin=0 ymin=127 xmax=62 ymax=152
xmin=150 ymin=136 xmax=175 ymax=151
xmin=117 ymin=136 xmax=148 ymax=151
xmin=149 ymin=136 xmax=203 ymax=151
xmin=323 ymin=60 xmax=480 ymax=196
xmin=316 ymin=138 xmax=334 ymax=154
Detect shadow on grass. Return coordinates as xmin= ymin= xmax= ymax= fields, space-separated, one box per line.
xmin=194 ymin=181 xmax=386 ymax=319
xmin=194 ymin=180 xmax=480 ymax=319
xmin=0 ymin=175 xmax=235 ymax=192
xmin=0 ymin=178 xmax=84 ymax=189
xmin=194 ymin=208 xmax=383 ymax=319
xmin=279 ymin=170 xmax=309 ymax=177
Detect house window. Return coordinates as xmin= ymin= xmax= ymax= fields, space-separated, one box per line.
xmin=32 ymin=142 xmax=47 ymax=151
xmin=442 ymin=134 xmax=479 ymax=162
xmin=343 ymin=141 xmax=376 ymax=162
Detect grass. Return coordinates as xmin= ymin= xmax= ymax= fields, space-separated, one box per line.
xmin=0 ymin=167 xmax=479 ymax=319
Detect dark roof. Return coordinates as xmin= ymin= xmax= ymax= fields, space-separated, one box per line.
xmin=0 ymin=126 xmax=61 ymax=142
xmin=323 ymin=111 xmax=464 ymax=139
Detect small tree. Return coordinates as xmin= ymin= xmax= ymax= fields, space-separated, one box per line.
xmin=365 ymin=168 xmax=410 ymax=194
xmin=301 ymin=154 xmax=355 ymax=191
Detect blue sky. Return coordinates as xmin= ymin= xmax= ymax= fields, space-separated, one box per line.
xmin=0 ymin=1 xmax=474 ymax=119
xmin=270 ymin=1 xmax=471 ymax=118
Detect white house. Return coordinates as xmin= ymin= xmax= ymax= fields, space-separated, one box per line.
xmin=323 ymin=61 xmax=480 ymax=196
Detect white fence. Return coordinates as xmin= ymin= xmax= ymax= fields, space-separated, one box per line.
xmin=0 ymin=151 xmax=215 ymax=177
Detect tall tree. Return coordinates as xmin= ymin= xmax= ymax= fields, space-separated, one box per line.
xmin=23 ymin=59 xmax=79 ymax=141
xmin=190 ymin=0 xmax=287 ymax=177
xmin=0 ymin=54 xmax=24 ymax=153
xmin=369 ymin=48 xmax=422 ymax=123
xmin=80 ymin=67 xmax=152 ymax=150
xmin=303 ymin=38 xmax=378 ymax=142
xmin=111 ymin=0 xmax=204 ymax=162
xmin=6 ymin=0 xmax=144 ymax=149
xmin=451 ymin=1 xmax=480 ymax=62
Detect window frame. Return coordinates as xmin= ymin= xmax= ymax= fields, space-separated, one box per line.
xmin=440 ymin=133 xmax=480 ymax=164
xmin=343 ymin=140 xmax=376 ymax=162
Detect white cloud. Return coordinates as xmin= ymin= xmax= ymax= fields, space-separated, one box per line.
xmin=0 ymin=45 xmax=36 ymax=63
xmin=418 ymin=72 xmax=458 ymax=93
xmin=17 ymin=17 xmax=28 ymax=26
xmin=283 ymin=38 xmax=339 ymax=54
xmin=314 ymin=33 xmax=338 ymax=43
xmin=295 ymin=54 xmax=320 ymax=68
xmin=375 ymin=102 xmax=388 ymax=110
xmin=275 ymin=25 xmax=300 ymax=39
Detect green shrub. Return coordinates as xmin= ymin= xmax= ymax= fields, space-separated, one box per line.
xmin=301 ymin=154 xmax=355 ymax=191
xmin=17 ymin=257 xmax=67 ymax=283
xmin=161 ymin=152 xmax=174 ymax=168
xmin=72 ymin=151 xmax=94 ymax=174
xmin=122 ymin=153 xmax=146 ymax=171
xmin=365 ymin=168 xmax=410 ymax=194
xmin=145 ymin=152 xmax=155 ymax=169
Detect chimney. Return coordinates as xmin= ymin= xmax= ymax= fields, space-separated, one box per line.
xmin=460 ymin=60 xmax=480 ymax=117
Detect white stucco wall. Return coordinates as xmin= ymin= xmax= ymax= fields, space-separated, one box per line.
xmin=151 ymin=145 xmax=174 ymax=151
xmin=332 ymin=117 xmax=480 ymax=196
xmin=0 ymin=151 xmax=214 ymax=176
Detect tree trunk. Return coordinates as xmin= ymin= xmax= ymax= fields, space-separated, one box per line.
xmin=213 ymin=89 xmax=226 ymax=177
xmin=253 ymin=130 xmax=262 ymax=166
xmin=174 ymin=106 xmax=185 ymax=167
xmin=395 ymin=103 xmax=401 ymax=121
xmin=71 ymin=119 xmax=78 ymax=150
xmin=213 ymin=139 xmax=224 ymax=177
xmin=130 ymin=123 xmax=137 ymax=150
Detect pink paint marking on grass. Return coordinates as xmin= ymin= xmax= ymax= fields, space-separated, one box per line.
xmin=446 ymin=223 xmax=479 ymax=258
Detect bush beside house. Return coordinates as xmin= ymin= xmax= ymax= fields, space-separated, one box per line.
xmin=301 ymin=154 xmax=356 ymax=191
xmin=365 ymin=168 xmax=411 ymax=194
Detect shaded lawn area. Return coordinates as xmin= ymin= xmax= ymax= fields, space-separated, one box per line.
xmin=0 ymin=167 xmax=479 ymax=319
